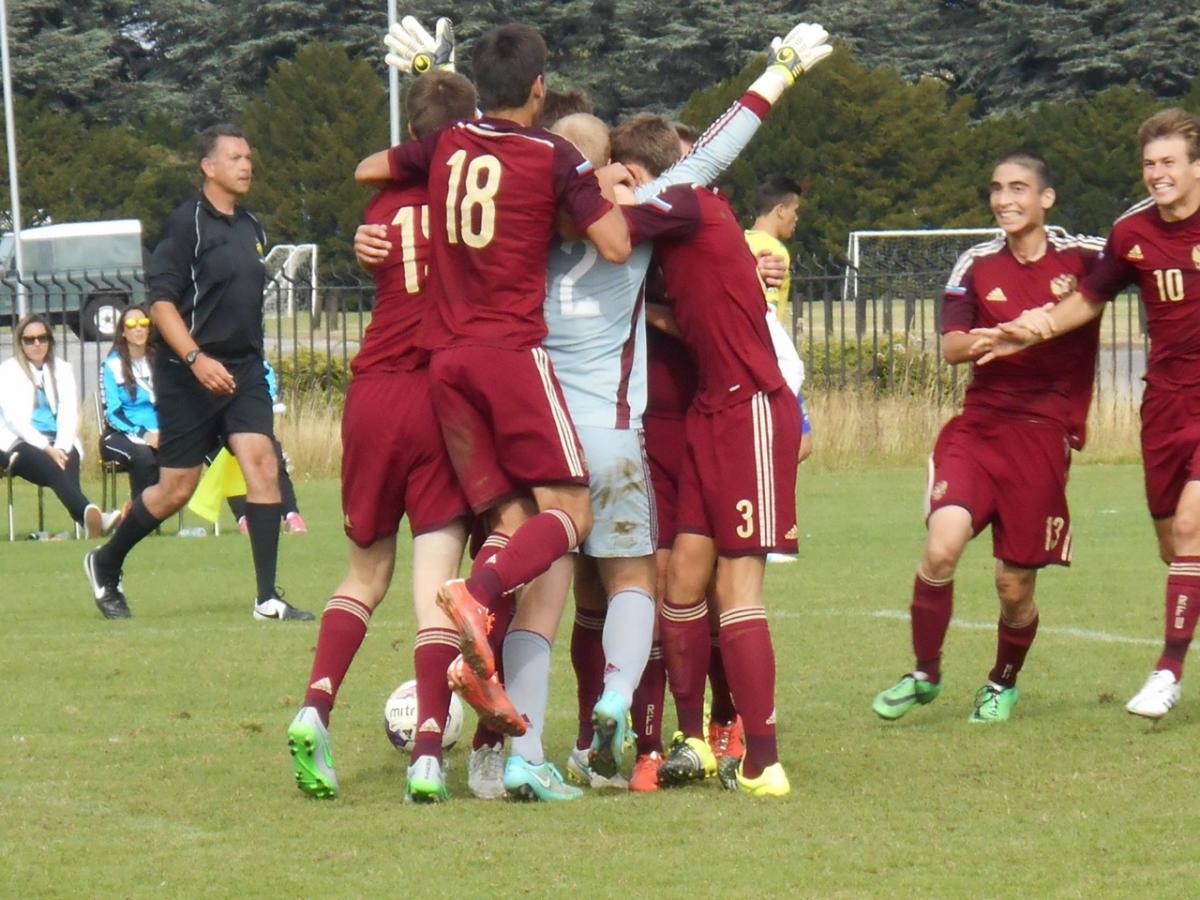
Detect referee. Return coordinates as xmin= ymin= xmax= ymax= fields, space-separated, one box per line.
xmin=84 ymin=124 xmax=312 ymax=622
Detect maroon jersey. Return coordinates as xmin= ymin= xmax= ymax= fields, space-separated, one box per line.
xmin=651 ymin=187 xmax=783 ymax=412
xmin=646 ymin=327 xmax=697 ymax=418
xmin=387 ymin=117 xmax=611 ymax=351
xmin=942 ymin=232 xmax=1103 ymax=448
xmin=1080 ymin=199 xmax=1200 ymax=389
xmin=352 ymin=183 xmax=432 ymax=376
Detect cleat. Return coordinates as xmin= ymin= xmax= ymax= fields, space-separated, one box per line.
xmin=100 ymin=509 xmax=122 ymax=535
xmin=84 ymin=550 xmax=130 ymax=619
xmin=436 ymin=579 xmax=495 ymax=678
xmin=566 ymin=746 xmax=628 ymax=791
xmin=287 ymin=707 xmax=338 ymax=799
xmin=405 ymin=755 xmax=448 ymax=803
xmin=1126 ymin=669 xmax=1180 ymax=719
xmin=707 ymin=715 xmax=745 ymax=762
xmin=629 ymin=751 xmax=663 ymax=792
xmin=467 ymin=742 xmax=507 ymax=799
xmin=720 ymin=758 xmax=791 ymax=797
xmin=969 ymin=682 xmax=1019 ymax=723
xmin=254 ymin=590 xmax=315 ymax=621
xmin=83 ymin=503 xmax=103 ymax=539
xmin=284 ymin=512 xmax=308 ymax=535
xmin=447 ymin=655 xmax=525 ymax=736
xmin=503 ymin=755 xmax=583 ymax=802
xmin=657 ymin=731 xmax=717 ymax=787
xmin=588 ymin=689 xmax=628 ymax=779
xmin=872 ymin=672 xmax=942 ymax=721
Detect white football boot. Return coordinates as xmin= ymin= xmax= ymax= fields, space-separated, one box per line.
xmin=1126 ymin=669 xmax=1181 ymax=719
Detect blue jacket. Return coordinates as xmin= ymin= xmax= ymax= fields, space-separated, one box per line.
xmin=101 ymin=351 xmax=159 ymax=436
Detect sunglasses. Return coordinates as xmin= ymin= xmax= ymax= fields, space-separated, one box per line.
xmin=124 ymin=317 xmax=151 ymax=328
xmin=21 ymin=333 xmax=50 ymax=346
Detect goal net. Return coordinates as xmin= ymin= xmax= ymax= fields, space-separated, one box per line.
xmin=263 ymin=243 xmax=319 ymax=316
xmin=843 ymin=227 xmax=1069 ymax=303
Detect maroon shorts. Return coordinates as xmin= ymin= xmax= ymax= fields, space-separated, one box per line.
xmin=676 ymin=389 xmax=800 ymax=556
xmin=1140 ymin=385 xmax=1200 ymax=519
xmin=341 ymin=371 xmax=470 ymax=547
xmin=429 ymin=345 xmax=589 ymax=513
xmin=927 ymin=412 xmax=1072 ymax=568
xmin=643 ymin=412 xmax=686 ymax=549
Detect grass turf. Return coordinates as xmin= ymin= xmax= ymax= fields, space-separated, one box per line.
xmin=3 ymin=463 xmax=1193 ymax=897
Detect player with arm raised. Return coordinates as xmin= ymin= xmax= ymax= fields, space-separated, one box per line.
xmin=972 ymin=110 xmax=1200 ymax=719
xmin=286 ymin=70 xmax=495 ymax=803
xmin=871 ymin=153 xmax=1103 ymax=725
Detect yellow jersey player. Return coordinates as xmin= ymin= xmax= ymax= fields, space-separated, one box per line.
xmin=744 ymin=175 xmax=802 ymax=334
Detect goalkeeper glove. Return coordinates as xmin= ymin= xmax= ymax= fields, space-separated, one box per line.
xmin=384 ymin=15 xmax=455 ymax=75
xmin=749 ymin=22 xmax=832 ymax=104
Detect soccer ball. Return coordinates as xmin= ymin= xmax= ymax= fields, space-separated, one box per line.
xmin=383 ymin=679 xmax=464 ymax=751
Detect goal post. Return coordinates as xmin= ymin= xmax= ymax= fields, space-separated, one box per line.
xmin=262 ymin=243 xmax=319 ymax=317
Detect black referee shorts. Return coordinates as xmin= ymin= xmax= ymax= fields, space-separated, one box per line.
xmin=155 ymin=354 xmax=275 ymax=469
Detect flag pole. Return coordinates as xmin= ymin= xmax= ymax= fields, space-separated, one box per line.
xmin=0 ymin=0 xmax=25 ymax=316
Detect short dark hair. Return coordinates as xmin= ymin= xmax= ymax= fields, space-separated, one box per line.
xmin=753 ymin=175 xmax=804 ymax=216
xmin=672 ymin=122 xmax=699 ymax=148
xmin=1138 ymin=107 xmax=1200 ymax=162
xmin=610 ymin=113 xmax=680 ymax=178
xmin=198 ymin=123 xmax=246 ymax=164
xmin=407 ymin=70 xmax=477 ymax=138
xmin=541 ymin=88 xmax=593 ymax=129
xmin=994 ymin=152 xmax=1053 ymax=191
xmin=471 ymin=24 xmax=546 ymax=111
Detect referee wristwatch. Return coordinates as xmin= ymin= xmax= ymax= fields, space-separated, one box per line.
xmin=185 ymin=349 xmax=202 ymax=366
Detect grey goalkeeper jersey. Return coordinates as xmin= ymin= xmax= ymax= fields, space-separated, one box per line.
xmin=542 ymin=90 xmax=770 ymax=430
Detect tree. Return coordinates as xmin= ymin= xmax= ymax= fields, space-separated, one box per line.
xmin=240 ymin=43 xmax=388 ymax=267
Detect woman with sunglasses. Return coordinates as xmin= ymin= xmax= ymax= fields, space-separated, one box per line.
xmin=99 ymin=306 xmax=160 ymax=501
xmin=0 ymin=314 xmax=117 ymax=537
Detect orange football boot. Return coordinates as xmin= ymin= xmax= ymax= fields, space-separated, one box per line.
xmin=628 ymin=751 xmax=664 ymax=792
xmin=707 ymin=715 xmax=745 ymax=761
xmin=436 ymin=579 xmax=495 ymax=678
xmin=447 ymin=655 xmax=526 ymax=737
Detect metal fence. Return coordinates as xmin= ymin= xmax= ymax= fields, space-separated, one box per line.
xmin=0 ymin=265 xmax=1150 ymax=410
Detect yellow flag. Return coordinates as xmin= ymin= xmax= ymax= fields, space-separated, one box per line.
xmin=187 ymin=448 xmax=247 ymax=522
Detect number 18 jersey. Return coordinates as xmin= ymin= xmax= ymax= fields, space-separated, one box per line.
xmin=387 ymin=117 xmax=611 ymax=352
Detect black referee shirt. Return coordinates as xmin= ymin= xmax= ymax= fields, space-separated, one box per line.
xmin=147 ymin=192 xmax=268 ymax=360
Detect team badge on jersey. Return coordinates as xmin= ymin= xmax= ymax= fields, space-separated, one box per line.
xmin=985 ymin=287 xmax=1007 ymax=303
xmin=1126 ymin=244 xmax=1144 ymax=261
xmin=931 ymin=480 xmax=948 ymax=502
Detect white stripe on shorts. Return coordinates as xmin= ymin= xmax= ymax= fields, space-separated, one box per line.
xmin=752 ymin=393 xmax=775 ymax=548
xmin=532 ymin=347 xmax=585 ymax=478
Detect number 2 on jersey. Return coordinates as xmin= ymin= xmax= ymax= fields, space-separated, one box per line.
xmin=446 ymin=149 xmax=501 ymax=249
xmin=390 ymin=204 xmax=429 ymax=294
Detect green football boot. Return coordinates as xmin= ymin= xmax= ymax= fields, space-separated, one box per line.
xmin=588 ymin=689 xmax=629 ymax=779
xmin=503 ymin=755 xmax=584 ymax=802
xmin=872 ymin=673 xmax=942 ymax=721
xmin=968 ymin=683 xmax=1019 ymax=723
xmin=287 ymin=707 xmax=338 ymax=799
xmin=405 ymin=755 xmax=449 ymax=803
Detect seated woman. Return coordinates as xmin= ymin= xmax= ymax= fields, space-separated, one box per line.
xmin=99 ymin=305 xmax=160 ymax=501
xmin=0 ymin=314 xmax=116 ymax=537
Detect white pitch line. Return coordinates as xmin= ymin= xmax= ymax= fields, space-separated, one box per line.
xmin=865 ymin=608 xmax=1160 ymax=647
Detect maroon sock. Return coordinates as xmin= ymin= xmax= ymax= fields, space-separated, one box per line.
xmin=708 ymin=637 xmax=736 ymax=726
xmin=303 ymin=595 xmax=373 ymax=726
xmin=1156 ymin=556 xmax=1200 ymax=678
xmin=465 ymin=510 xmax=579 ymax=606
xmin=988 ymin=614 xmax=1039 ymax=688
xmin=633 ymin=642 xmax=665 ymax=755
xmin=718 ymin=607 xmax=777 ymax=779
xmin=411 ymin=628 xmax=460 ymax=762
xmin=911 ymin=571 xmax=953 ymax=682
xmin=661 ymin=597 xmax=709 ymax=738
xmin=571 ymin=608 xmax=607 ymax=749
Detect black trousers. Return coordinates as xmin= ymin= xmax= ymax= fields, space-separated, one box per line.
xmin=0 ymin=441 xmax=90 ymax=523
xmin=100 ymin=431 xmax=160 ymax=500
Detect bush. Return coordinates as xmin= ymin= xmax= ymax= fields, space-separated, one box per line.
xmin=805 ymin=335 xmax=964 ymax=402
xmin=270 ymin=348 xmax=351 ymax=398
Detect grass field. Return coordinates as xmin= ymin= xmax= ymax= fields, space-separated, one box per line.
xmin=5 ymin=464 xmax=1195 ymax=897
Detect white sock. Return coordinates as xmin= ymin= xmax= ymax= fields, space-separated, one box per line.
xmin=601 ymin=588 xmax=655 ymax=704
xmin=504 ymin=629 xmax=551 ymax=765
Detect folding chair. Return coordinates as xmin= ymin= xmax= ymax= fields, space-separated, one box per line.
xmin=4 ymin=452 xmax=47 ymax=542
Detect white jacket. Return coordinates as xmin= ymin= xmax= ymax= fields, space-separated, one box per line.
xmin=0 ymin=356 xmax=82 ymax=457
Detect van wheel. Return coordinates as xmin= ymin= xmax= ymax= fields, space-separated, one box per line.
xmin=80 ymin=294 xmax=127 ymax=341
